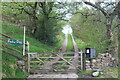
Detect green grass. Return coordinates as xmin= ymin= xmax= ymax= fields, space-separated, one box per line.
xmin=78 ymin=70 xmax=93 ymax=76
xmin=2 ymin=22 xmax=56 ymax=78
xmin=54 ymin=33 xmax=65 ymax=51
xmin=75 ymin=37 xmax=87 ymax=51
xmin=67 ymin=34 xmax=74 ymax=51
xmin=101 ymin=67 xmax=118 ymax=78
xmin=78 ymin=68 xmax=119 ymax=79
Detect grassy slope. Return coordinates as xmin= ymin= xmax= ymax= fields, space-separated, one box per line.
xmin=2 ymin=22 xmax=55 ymax=78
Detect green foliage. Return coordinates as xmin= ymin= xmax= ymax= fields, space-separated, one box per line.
xmin=2 ymin=2 xmax=28 ymax=24
xmin=2 ymin=2 xmax=64 ymax=46
xmin=70 ymin=8 xmax=107 ymax=53
xmin=34 ymin=18 xmax=61 ymax=46
xmin=2 ymin=22 xmax=56 ymax=78
xmin=75 ymin=37 xmax=87 ymax=50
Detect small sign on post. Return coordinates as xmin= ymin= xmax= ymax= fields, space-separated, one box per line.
xmin=8 ymin=39 xmax=23 ymax=46
xmin=85 ymin=48 xmax=96 ymax=70
xmin=85 ymin=48 xmax=96 ymax=59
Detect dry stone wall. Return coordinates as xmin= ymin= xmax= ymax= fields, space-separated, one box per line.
xmin=86 ymin=53 xmax=118 ymax=71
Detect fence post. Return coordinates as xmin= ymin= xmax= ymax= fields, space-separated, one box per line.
xmin=80 ymin=51 xmax=83 ymax=71
xmin=25 ymin=41 xmax=30 ymax=72
xmin=83 ymin=51 xmax=86 ymax=71
xmin=89 ymin=59 xmax=93 ymax=70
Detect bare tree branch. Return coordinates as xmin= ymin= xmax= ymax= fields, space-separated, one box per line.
xmin=84 ymin=2 xmax=107 ymax=16
xmin=112 ymin=1 xmax=120 ymax=18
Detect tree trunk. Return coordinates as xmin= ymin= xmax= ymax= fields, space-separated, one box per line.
xmin=118 ymin=21 xmax=120 ymax=48
xmin=118 ymin=14 xmax=120 ymax=70
xmin=43 ymin=14 xmax=49 ymax=44
xmin=106 ymin=17 xmax=113 ymax=53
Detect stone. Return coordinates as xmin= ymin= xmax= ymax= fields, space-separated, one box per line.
xmin=100 ymin=72 xmax=104 ymax=75
xmin=92 ymin=71 xmax=99 ymax=77
xmin=17 ymin=60 xmax=25 ymax=66
xmin=92 ymin=59 xmax=96 ymax=63
xmin=28 ymin=73 xmax=78 ymax=78
xmin=85 ymin=53 xmax=118 ymax=72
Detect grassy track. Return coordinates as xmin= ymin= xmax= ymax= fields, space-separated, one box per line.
xmin=67 ymin=34 xmax=74 ymax=52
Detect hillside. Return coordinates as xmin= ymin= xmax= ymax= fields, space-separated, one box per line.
xmin=2 ymin=22 xmax=56 ymax=78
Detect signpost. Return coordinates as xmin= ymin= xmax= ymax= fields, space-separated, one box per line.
xmin=23 ymin=26 xmax=26 ymax=56
xmin=7 ymin=26 xmax=26 ymax=56
xmin=8 ymin=39 xmax=23 ymax=46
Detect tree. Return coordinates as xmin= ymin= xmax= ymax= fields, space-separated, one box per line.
xmin=2 ymin=2 xmax=64 ymax=45
xmin=84 ymin=1 xmax=120 ymax=53
xmin=70 ymin=8 xmax=107 ymax=53
xmin=117 ymin=1 xmax=120 ymax=62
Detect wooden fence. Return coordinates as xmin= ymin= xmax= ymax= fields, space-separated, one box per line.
xmin=1 ymin=33 xmax=24 ymax=60
xmin=1 ymin=32 xmax=87 ymax=74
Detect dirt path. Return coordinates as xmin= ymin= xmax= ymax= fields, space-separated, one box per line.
xmin=27 ymin=33 xmax=80 ymax=79
xmin=43 ymin=34 xmax=68 ymax=70
xmin=69 ymin=34 xmax=79 ymax=70
xmin=70 ymin=34 xmax=79 ymax=52
xmin=60 ymin=34 xmax=68 ymax=52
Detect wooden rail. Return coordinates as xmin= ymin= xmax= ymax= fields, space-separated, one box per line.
xmin=2 ymin=49 xmax=25 ymax=60
xmin=31 ymin=56 xmax=75 ymax=58
xmin=29 ymin=69 xmax=77 ymax=74
xmin=1 ymin=32 xmax=25 ymax=63
xmin=0 ymin=33 xmax=15 ymax=39
xmin=29 ymin=52 xmax=77 ymax=54
xmin=30 ymin=61 xmax=81 ymax=63
xmin=1 ymin=33 xmax=23 ymax=49
xmin=2 ymin=44 xmax=23 ymax=55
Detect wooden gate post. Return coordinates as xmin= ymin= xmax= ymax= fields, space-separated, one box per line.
xmin=89 ymin=59 xmax=93 ymax=70
xmin=83 ymin=52 xmax=86 ymax=71
xmin=80 ymin=51 xmax=83 ymax=71
xmin=27 ymin=55 xmax=30 ymax=72
xmin=25 ymin=41 xmax=30 ymax=72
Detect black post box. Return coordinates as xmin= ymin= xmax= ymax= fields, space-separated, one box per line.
xmin=85 ymin=48 xmax=96 ymax=58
